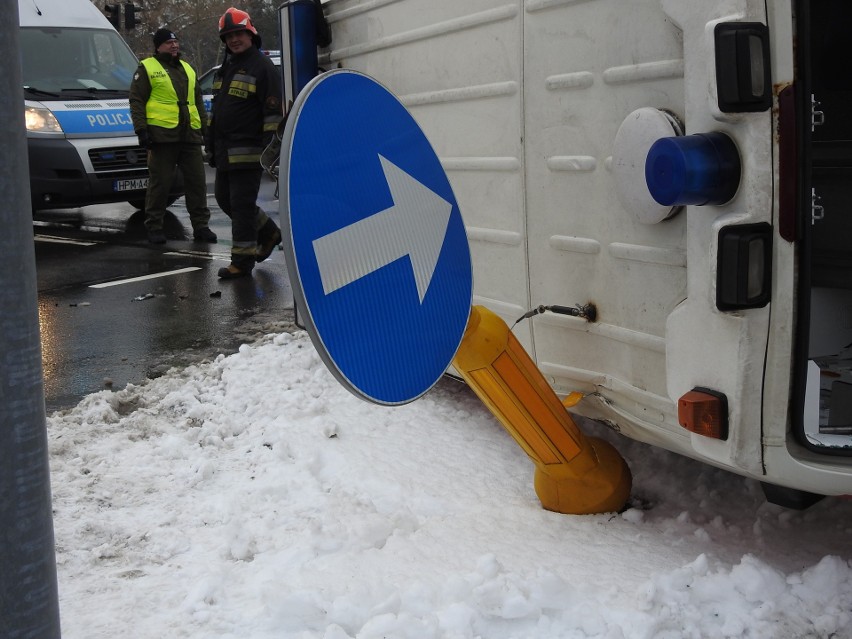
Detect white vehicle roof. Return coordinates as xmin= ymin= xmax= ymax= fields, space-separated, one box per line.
xmin=18 ymin=0 xmax=116 ymax=30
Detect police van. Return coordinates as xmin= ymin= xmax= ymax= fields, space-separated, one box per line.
xmin=297 ymin=0 xmax=852 ymax=507
xmin=19 ymin=0 xmax=182 ymax=211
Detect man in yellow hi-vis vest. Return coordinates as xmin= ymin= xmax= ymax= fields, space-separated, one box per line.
xmin=130 ymin=28 xmax=216 ymax=244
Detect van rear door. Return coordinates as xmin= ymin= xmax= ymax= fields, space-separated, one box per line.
xmin=793 ymin=0 xmax=852 ymax=455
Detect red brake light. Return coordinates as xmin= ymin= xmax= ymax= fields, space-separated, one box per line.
xmin=777 ymin=84 xmax=798 ymax=242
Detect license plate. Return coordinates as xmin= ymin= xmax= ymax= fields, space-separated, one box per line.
xmin=114 ymin=178 xmax=148 ymax=192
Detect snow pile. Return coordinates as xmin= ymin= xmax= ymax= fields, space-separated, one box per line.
xmin=48 ymin=331 xmax=852 ymax=638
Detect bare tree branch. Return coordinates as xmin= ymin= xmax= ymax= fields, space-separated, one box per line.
xmin=91 ymin=0 xmax=282 ymax=73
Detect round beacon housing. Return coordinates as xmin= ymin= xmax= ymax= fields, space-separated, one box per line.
xmin=611 ymin=107 xmax=684 ymax=225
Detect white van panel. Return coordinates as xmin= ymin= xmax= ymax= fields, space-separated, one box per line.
xmin=319 ymin=0 xmax=852 ymax=499
xmin=324 ymin=0 xmax=532 ymax=349
xmin=522 ymin=0 xmax=685 ymax=430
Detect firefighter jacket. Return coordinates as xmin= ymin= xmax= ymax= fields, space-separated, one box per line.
xmin=206 ymin=46 xmax=283 ymax=170
xmin=129 ymin=51 xmax=206 ymax=145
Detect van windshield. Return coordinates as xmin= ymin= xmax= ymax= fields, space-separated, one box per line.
xmin=20 ymin=27 xmax=138 ymax=95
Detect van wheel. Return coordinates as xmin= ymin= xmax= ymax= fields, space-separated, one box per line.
xmin=760 ymin=482 xmax=825 ymax=510
xmin=127 ymin=196 xmax=180 ymax=211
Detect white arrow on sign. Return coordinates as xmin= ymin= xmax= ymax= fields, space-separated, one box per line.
xmin=312 ymin=155 xmax=453 ymax=303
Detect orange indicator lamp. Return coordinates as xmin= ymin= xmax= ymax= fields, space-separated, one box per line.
xmin=677 ymin=387 xmax=729 ymax=440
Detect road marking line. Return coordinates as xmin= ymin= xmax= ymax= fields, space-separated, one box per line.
xmin=89 ymin=267 xmax=202 ymax=288
xmin=35 ymin=235 xmax=100 ymax=246
xmin=164 ymin=250 xmax=231 ymax=261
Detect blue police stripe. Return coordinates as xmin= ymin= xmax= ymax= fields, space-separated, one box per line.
xmin=52 ymin=109 xmax=135 ymax=134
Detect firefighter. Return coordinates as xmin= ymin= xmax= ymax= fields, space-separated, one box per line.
xmin=129 ymin=28 xmax=216 ymax=244
xmin=206 ymin=8 xmax=283 ymax=279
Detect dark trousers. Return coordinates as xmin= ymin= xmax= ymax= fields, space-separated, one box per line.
xmin=145 ymin=142 xmax=210 ymax=231
xmin=214 ymin=167 xmax=264 ymax=269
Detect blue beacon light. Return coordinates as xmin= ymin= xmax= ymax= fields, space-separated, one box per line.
xmin=645 ymin=132 xmax=741 ymax=206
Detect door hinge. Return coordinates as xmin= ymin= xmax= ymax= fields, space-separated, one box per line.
xmin=812 ymin=188 xmax=825 ymax=225
xmin=812 ymin=94 xmax=825 ymax=131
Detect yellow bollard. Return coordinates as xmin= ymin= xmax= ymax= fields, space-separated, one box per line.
xmin=452 ymin=305 xmax=632 ymax=514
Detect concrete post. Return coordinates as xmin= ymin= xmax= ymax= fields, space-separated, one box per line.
xmin=0 ymin=0 xmax=62 ymax=635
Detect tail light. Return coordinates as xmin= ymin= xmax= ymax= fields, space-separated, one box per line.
xmin=717 ymin=223 xmax=772 ymax=310
xmin=714 ymin=22 xmax=772 ymax=113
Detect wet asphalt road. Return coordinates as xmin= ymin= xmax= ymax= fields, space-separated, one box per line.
xmin=33 ymin=169 xmax=296 ymax=413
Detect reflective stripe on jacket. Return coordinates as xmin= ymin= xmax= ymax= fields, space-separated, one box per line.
xmin=140 ymin=58 xmax=202 ymax=130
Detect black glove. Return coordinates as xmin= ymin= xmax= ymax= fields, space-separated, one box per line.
xmin=136 ymin=129 xmax=148 ymax=149
xmin=203 ymin=147 xmax=215 ymax=168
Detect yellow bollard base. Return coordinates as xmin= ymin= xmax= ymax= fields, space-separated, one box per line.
xmin=533 ymin=437 xmax=632 ymax=515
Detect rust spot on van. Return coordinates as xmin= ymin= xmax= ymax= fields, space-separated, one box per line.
xmin=581 ymin=302 xmax=597 ymax=323
xmin=772 ymin=81 xmax=794 ymax=136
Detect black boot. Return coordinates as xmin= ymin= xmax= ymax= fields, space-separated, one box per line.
xmin=256 ymin=220 xmax=282 ymax=263
xmin=217 ymin=264 xmax=252 ymax=279
xmin=193 ymin=227 xmax=218 ymax=243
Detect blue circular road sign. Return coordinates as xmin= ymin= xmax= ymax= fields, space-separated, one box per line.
xmin=280 ymin=70 xmax=473 ymax=405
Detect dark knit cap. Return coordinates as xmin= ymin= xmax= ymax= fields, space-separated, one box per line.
xmin=153 ymin=28 xmax=178 ymax=49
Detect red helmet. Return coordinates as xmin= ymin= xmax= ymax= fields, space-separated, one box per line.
xmin=218 ymin=7 xmax=258 ymax=40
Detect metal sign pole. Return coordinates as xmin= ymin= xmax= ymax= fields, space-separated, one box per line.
xmin=0 ymin=0 xmax=62 ymax=635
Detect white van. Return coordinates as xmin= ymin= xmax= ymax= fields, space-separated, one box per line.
xmin=311 ymin=0 xmax=852 ymax=507
xmin=19 ymin=0 xmax=182 ymax=211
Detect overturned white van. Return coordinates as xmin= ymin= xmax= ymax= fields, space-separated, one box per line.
xmin=309 ymin=0 xmax=852 ymax=507
xmin=19 ymin=0 xmax=182 ymax=211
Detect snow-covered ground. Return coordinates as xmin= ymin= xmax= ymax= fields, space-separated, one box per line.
xmin=48 ymin=329 xmax=852 ymax=638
